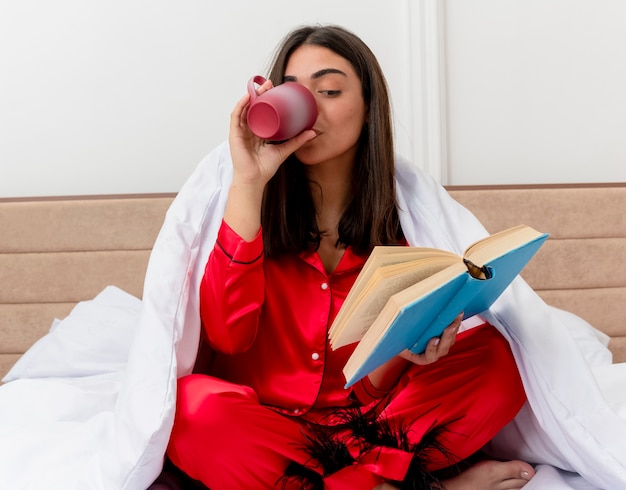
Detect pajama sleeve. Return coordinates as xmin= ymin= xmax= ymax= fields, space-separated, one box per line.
xmin=200 ymin=219 xmax=265 ymax=354
xmin=351 ymin=375 xmax=393 ymax=406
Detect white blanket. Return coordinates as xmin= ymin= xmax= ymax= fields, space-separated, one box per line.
xmin=1 ymin=141 xmax=625 ymax=489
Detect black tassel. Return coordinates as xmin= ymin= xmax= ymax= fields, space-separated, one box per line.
xmin=300 ymin=422 xmax=357 ymax=475
xmin=278 ymin=406 xmax=458 ymax=490
xmin=396 ymin=422 xmax=453 ymax=490
xmin=276 ymin=422 xmax=355 ymax=489
xmin=322 ymin=406 xmax=456 ymax=489
xmin=278 ymin=461 xmax=324 ymax=490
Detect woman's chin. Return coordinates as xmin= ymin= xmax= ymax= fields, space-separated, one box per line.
xmin=293 ymin=148 xmax=322 ymax=166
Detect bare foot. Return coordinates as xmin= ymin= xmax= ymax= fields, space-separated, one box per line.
xmin=437 ymin=460 xmax=534 ymax=490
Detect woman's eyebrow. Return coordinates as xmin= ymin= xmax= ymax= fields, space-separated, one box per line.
xmin=311 ymin=68 xmax=348 ymax=79
xmin=283 ymin=68 xmax=348 ymax=83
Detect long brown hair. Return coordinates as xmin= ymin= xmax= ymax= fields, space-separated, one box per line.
xmin=262 ymin=25 xmax=403 ymax=257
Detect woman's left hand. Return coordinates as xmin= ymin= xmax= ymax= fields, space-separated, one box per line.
xmin=399 ymin=313 xmax=462 ymax=366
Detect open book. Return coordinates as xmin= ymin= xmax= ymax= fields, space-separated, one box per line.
xmin=329 ymin=224 xmax=549 ymax=387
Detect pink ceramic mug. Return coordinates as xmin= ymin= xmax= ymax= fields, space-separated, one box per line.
xmin=246 ymin=75 xmax=318 ymax=141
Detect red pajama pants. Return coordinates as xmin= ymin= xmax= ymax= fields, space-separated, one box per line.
xmin=166 ymin=324 xmax=526 ymax=489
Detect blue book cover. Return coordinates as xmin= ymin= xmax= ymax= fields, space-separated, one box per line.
xmin=338 ymin=226 xmax=549 ymax=388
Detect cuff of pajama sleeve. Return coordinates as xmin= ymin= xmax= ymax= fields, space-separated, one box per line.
xmin=216 ymin=219 xmax=264 ymax=264
xmin=350 ymin=375 xmax=391 ymax=405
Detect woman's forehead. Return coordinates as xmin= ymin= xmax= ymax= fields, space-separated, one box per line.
xmin=284 ymin=45 xmax=356 ymax=80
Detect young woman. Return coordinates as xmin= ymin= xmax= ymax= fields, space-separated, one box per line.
xmin=164 ymin=25 xmax=535 ymax=489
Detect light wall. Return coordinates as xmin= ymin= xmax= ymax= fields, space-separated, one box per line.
xmin=1 ymin=1 xmax=625 ymax=198
xmin=445 ymin=0 xmax=626 ymax=184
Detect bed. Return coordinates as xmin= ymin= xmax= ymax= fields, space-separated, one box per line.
xmin=1 ymin=143 xmax=625 ymax=489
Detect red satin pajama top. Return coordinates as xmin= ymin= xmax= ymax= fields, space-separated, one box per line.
xmin=199 ymin=220 xmax=388 ymax=417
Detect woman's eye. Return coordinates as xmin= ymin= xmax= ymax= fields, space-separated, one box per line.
xmin=320 ymin=90 xmax=341 ymax=97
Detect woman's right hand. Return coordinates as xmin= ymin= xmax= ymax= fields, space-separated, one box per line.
xmin=223 ymin=80 xmax=317 ymax=241
xmin=228 ymin=78 xmax=317 ymax=188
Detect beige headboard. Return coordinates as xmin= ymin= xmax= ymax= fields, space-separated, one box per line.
xmin=448 ymin=183 xmax=626 ymax=362
xmin=0 ymin=194 xmax=175 ymax=378
xmin=1 ymin=183 xmax=625 ymax=380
